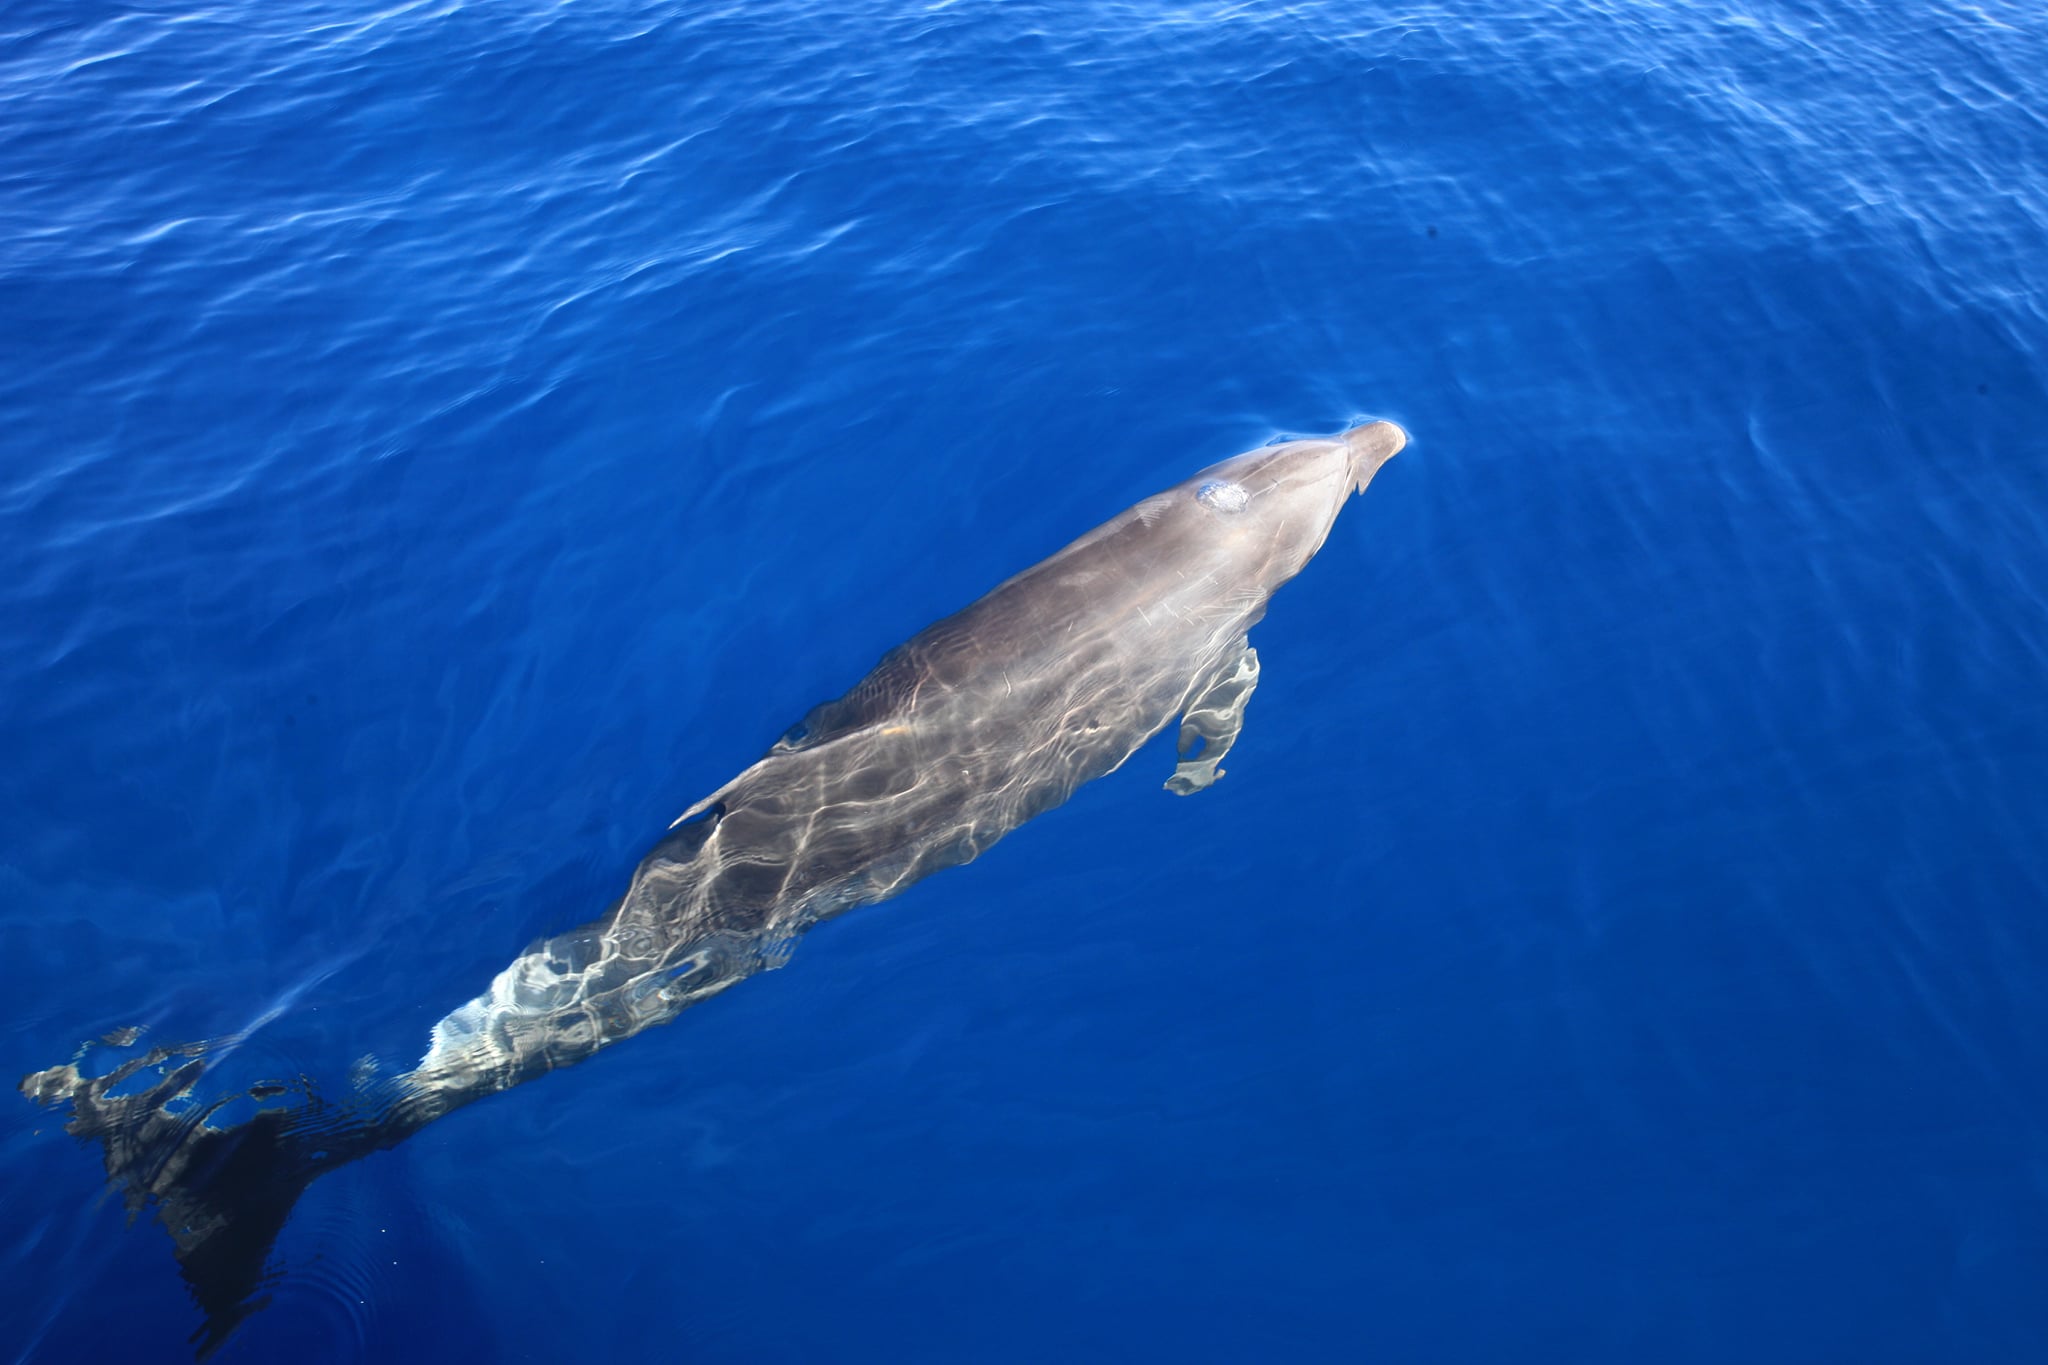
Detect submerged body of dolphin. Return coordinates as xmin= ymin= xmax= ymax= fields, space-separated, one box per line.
xmin=24 ymin=420 xmax=1407 ymax=1353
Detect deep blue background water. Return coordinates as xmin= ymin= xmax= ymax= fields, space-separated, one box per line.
xmin=5 ymin=0 xmax=2047 ymax=1359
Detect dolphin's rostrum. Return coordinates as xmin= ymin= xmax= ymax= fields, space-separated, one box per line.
xmin=23 ymin=420 xmax=1406 ymax=1354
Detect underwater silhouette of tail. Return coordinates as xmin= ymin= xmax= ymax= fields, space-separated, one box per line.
xmin=21 ymin=1043 xmax=392 ymax=1358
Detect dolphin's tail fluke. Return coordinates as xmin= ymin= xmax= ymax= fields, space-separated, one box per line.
xmin=21 ymin=1041 xmax=387 ymax=1358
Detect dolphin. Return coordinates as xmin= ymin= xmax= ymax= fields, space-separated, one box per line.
xmin=22 ymin=419 xmax=1406 ymax=1354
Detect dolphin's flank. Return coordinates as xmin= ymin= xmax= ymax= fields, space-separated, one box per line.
xmin=22 ymin=419 xmax=1407 ymax=1355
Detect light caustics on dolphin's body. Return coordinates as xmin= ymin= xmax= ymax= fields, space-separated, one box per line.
xmin=22 ymin=420 xmax=1407 ymax=1355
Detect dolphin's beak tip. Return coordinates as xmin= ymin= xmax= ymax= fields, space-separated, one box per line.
xmin=1343 ymin=419 xmax=1406 ymax=454
xmin=1340 ymin=419 xmax=1407 ymax=490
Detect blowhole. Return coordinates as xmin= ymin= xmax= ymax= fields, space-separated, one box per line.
xmin=1197 ymin=481 xmax=1248 ymax=514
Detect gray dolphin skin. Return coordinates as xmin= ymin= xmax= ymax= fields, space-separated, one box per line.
xmin=23 ymin=419 xmax=1406 ymax=1355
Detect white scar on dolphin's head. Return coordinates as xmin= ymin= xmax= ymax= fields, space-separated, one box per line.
xmin=22 ymin=417 xmax=1408 ymax=1356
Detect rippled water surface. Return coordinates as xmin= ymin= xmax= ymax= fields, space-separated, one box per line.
xmin=5 ymin=0 xmax=2047 ymax=1360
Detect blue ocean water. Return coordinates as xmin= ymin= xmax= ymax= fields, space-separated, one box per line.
xmin=5 ymin=0 xmax=2047 ymax=1359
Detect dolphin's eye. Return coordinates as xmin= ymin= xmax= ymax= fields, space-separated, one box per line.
xmin=1197 ymin=480 xmax=1249 ymax=514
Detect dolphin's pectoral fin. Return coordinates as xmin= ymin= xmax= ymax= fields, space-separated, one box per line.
xmin=1165 ymin=645 xmax=1260 ymax=795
